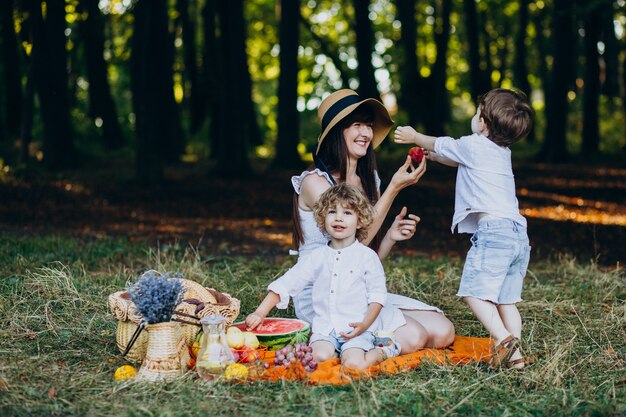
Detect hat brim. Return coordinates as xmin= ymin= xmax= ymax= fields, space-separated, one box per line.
xmin=316 ymin=98 xmax=395 ymax=155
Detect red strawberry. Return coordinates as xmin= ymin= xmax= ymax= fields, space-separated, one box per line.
xmin=408 ymin=146 xmax=424 ymax=165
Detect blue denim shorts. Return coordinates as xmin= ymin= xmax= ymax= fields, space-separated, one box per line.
xmin=310 ymin=330 xmax=375 ymax=353
xmin=457 ymin=218 xmax=531 ymax=304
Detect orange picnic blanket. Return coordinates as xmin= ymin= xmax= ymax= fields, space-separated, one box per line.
xmin=251 ymin=336 xmax=493 ymax=385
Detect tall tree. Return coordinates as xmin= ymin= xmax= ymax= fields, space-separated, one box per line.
xmin=131 ymin=0 xmax=173 ymax=183
xmin=353 ymin=0 xmax=379 ymax=99
xmin=274 ymin=0 xmax=302 ymax=169
xmin=0 ymin=0 xmax=22 ymax=140
xmin=395 ymin=0 xmax=420 ymax=127
xmin=431 ymin=0 xmax=452 ymax=135
xmin=202 ymin=0 xmax=221 ymax=157
xmin=541 ymin=0 xmax=575 ymax=162
xmin=32 ymin=0 xmax=75 ymax=168
xmin=78 ymin=0 xmax=124 ymax=149
xmin=462 ymin=0 xmax=489 ymax=99
xmin=215 ymin=0 xmax=251 ymax=176
xmin=514 ymin=0 xmax=534 ymax=141
xmin=177 ymin=0 xmax=204 ymax=133
xmin=582 ymin=2 xmax=602 ymax=154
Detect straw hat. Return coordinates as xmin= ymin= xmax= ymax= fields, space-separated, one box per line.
xmin=316 ymin=89 xmax=394 ymax=154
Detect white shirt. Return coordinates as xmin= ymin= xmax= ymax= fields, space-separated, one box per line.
xmin=434 ymin=133 xmax=527 ymax=233
xmin=268 ymin=240 xmax=387 ymax=336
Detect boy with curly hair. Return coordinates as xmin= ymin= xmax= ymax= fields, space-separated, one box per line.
xmin=246 ymin=183 xmax=401 ymax=369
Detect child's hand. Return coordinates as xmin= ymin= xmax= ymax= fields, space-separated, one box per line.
xmin=340 ymin=322 xmax=367 ymax=339
xmin=388 ymin=206 xmax=420 ymax=242
xmin=245 ymin=312 xmax=265 ymax=330
xmin=394 ymin=126 xmax=419 ymax=145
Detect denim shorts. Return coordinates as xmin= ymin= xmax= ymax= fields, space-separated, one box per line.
xmin=457 ymin=218 xmax=531 ymax=304
xmin=310 ymin=330 xmax=375 ymax=353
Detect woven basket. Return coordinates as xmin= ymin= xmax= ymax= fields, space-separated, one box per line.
xmin=108 ymin=278 xmax=240 ymax=363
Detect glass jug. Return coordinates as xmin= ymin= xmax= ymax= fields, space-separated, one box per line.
xmin=196 ymin=314 xmax=235 ymax=382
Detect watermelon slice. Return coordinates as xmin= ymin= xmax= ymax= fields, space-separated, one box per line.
xmin=230 ymin=318 xmax=311 ymax=351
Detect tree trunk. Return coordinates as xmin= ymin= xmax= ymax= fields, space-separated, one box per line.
xmin=131 ymin=0 xmax=172 ymax=183
xmin=177 ymin=0 xmax=204 ymax=133
xmin=431 ymin=0 xmax=452 ymax=135
xmin=79 ymin=0 xmax=124 ymax=149
xmin=353 ymin=0 xmax=379 ymax=99
xmin=202 ymin=0 xmax=221 ymax=158
xmin=463 ymin=0 xmax=489 ymax=100
xmin=0 ymin=0 xmax=22 ymax=140
xmin=541 ymin=0 xmax=575 ymax=162
xmin=274 ymin=0 xmax=302 ymax=169
xmin=600 ymin=0 xmax=619 ymax=97
xmin=32 ymin=0 xmax=75 ymax=168
xmin=215 ymin=0 xmax=251 ymax=176
xmin=514 ymin=0 xmax=534 ymax=141
xmin=582 ymin=5 xmax=601 ymax=155
xmin=395 ymin=0 xmax=420 ymax=127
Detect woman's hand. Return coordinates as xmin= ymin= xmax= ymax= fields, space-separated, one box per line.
xmin=387 ymin=206 xmax=420 ymax=242
xmin=245 ymin=311 xmax=265 ymax=331
xmin=388 ymin=155 xmax=427 ymax=193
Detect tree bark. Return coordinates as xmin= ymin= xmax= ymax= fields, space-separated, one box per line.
xmin=177 ymin=0 xmax=204 ymax=132
xmin=202 ymin=0 xmax=221 ymax=158
xmin=31 ymin=0 xmax=75 ymax=168
xmin=215 ymin=0 xmax=251 ymax=176
xmin=541 ymin=0 xmax=575 ymax=162
xmin=582 ymin=4 xmax=601 ymax=154
xmin=395 ymin=0 xmax=420 ymax=127
xmin=131 ymin=0 xmax=173 ymax=183
xmin=353 ymin=0 xmax=379 ymax=99
xmin=0 ymin=0 xmax=22 ymax=139
xmin=274 ymin=0 xmax=302 ymax=169
xmin=79 ymin=0 xmax=124 ymax=149
xmin=463 ymin=0 xmax=489 ymax=100
xmin=431 ymin=0 xmax=452 ymax=135
xmin=514 ymin=0 xmax=534 ymax=141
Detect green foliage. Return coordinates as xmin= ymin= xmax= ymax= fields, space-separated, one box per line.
xmin=0 ymin=235 xmax=624 ymax=416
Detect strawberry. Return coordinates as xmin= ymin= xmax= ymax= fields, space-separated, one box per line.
xmin=408 ymin=146 xmax=424 ymax=165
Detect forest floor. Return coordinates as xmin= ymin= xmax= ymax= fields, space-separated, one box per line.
xmin=1 ymin=159 xmax=625 ymax=266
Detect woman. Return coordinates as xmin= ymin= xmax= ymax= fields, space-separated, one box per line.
xmin=290 ymin=89 xmax=455 ymax=353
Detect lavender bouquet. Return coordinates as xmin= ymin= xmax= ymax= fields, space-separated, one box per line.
xmin=128 ymin=271 xmax=186 ymax=324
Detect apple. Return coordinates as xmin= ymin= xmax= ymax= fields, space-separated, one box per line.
xmin=243 ymin=331 xmax=260 ymax=349
xmin=239 ymin=346 xmax=260 ymax=363
xmin=408 ymin=146 xmax=424 ymax=165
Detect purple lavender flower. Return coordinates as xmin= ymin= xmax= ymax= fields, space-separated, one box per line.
xmin=128 ymin=271 xmax=185 ymax=324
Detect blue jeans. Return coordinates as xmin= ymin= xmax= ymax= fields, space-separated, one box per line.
xmin=457 ymin=218 xmax=531 ymax=304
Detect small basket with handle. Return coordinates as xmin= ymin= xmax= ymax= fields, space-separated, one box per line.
xmin=108 ymin=278 xmax=240 ymax=363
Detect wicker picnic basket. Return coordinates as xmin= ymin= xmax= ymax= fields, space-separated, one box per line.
xmin=108 ymin=278 xmax=240 ymax=363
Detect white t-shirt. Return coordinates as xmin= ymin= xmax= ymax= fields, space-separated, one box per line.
xmin=434 ymin=133 xmax=527 ymax=233
xmin=268 ymin=240 xmax=387 ymax=336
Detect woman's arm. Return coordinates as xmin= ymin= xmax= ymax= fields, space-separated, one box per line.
xmin=361 ymin=156 xmax=426 ymax=246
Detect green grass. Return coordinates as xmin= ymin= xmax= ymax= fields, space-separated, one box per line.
xmin=0 ymin=235 xmax=624 ymax=416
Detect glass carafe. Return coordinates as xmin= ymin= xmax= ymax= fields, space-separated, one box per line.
xmin=196 ymin=314 xmax=235 ymax=382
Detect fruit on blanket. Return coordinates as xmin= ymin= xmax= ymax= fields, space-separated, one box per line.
xmin=190 ymin=331 xmax=202 ymax=359
xmin=239 ymin=346 xmax=260 ymax=363
xmin=114 ymin=365 xmax=137 ymax=381
xmin=243 ymin=332 xmax=260 ymax=349
xmin=224 ymin=363 xmax=249 ymax=380
xmin=273 ymin=342 xmax=318 ymax=372
xmin=408 ymin=146 xmax=424 ymax=165
xmin=230 ymin=318 xmax=311 ymax=351
xmin=226 ymin=327 xmax=245 ymax=349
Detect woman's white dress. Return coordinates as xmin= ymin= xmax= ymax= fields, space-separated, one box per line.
xmin=290 ymin=169 xmax=443 ymax=332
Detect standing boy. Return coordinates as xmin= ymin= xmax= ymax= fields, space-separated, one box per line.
xmin=394 ymin=88 xmax=533 ymax=369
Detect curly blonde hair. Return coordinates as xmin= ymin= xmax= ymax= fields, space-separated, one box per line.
xmin=313 ymin=183 xmax=374 ymax=242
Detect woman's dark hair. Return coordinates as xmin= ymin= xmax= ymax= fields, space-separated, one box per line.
xmin=292 ymin=106 xmax=383 ymax=251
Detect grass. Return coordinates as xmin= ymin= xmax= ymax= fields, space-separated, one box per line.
xmin=0 ymin=234 xmax=624 ymax=416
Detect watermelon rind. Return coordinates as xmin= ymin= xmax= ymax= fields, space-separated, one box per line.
xmin=231 ymin=318 xmax=311 ymax=351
